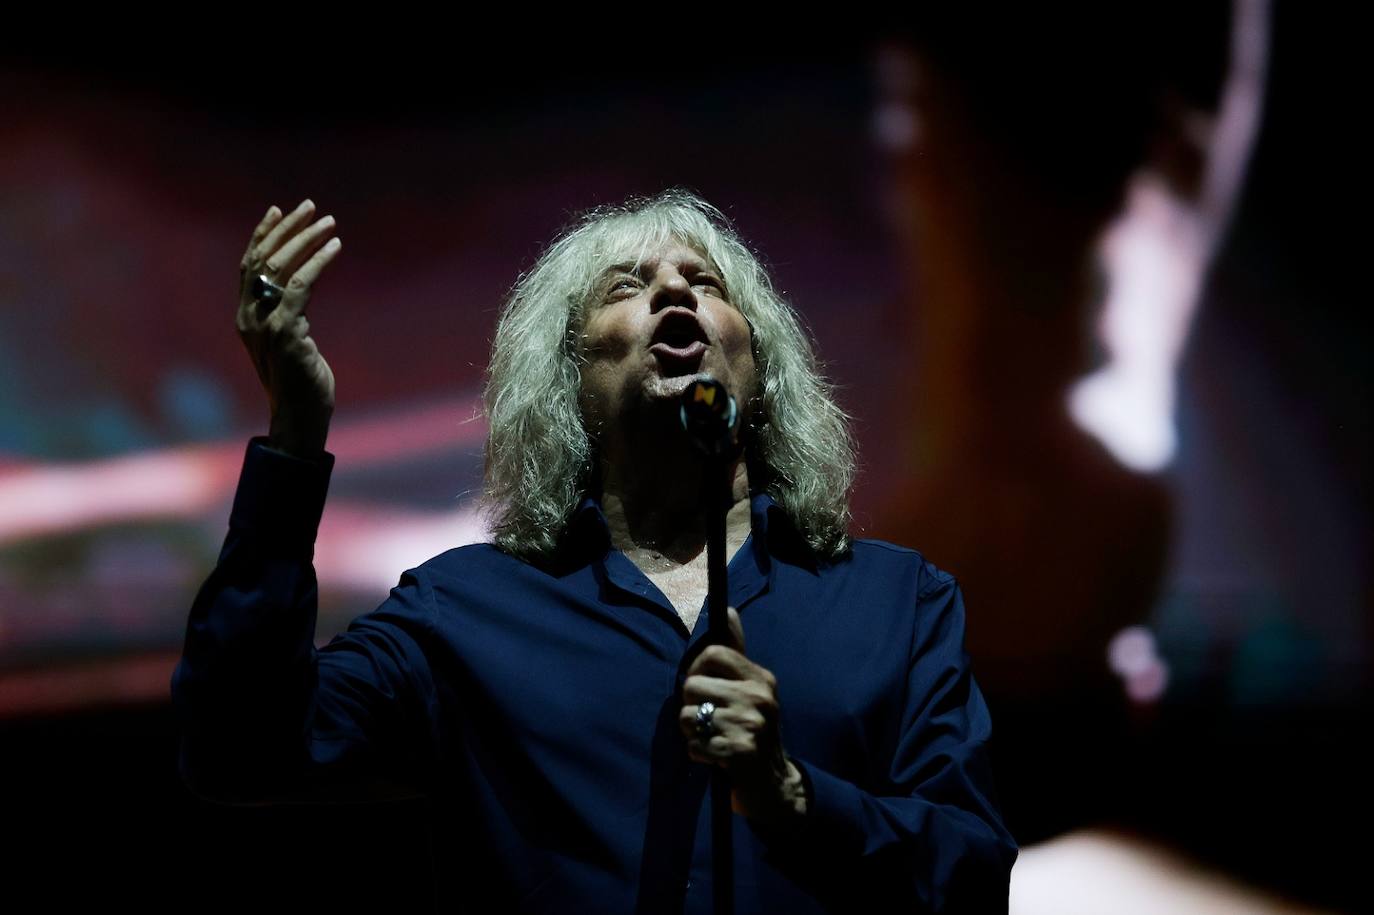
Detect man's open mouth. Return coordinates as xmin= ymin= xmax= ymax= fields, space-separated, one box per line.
xmin=649 ymin=340 xmax=707 ymax=376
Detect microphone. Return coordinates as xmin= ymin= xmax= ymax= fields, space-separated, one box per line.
xmin=679 ymin=376 xmax=741 ymax=460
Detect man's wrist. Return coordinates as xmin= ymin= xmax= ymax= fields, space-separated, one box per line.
xmin=734 ymin=755 xmax=809 ymax=826
xmin=267 ymin=407 xmax=332 ymax=460
xmin=780 ymin=757 xmax=810 ymax=817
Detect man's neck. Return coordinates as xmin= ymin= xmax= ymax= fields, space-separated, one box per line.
xmin=599 ymin=448 xmax=753 ymax=568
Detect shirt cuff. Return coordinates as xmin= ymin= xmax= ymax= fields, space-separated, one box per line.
xmin=791 ymin=752 xmax=862 ymax=851
xmin=228 ymin=437 xmax=335 ymax=555
xmin=776 ymin=757 xmax=868 ymax=858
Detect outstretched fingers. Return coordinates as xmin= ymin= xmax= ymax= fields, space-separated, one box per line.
xmin=241 ymin=204 xmax=283 ymax=267
xmin=256 ymin=198 xmax=317 ymax=272
xmin=278 ymin=236 xmax=343 ymax=319
xmin=236 ymin=200 xmax=343 ymax=325
xmin=267 ymin=214 xmax=336 ymax=287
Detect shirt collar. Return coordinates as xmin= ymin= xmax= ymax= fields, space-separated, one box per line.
xmin=560 ymin=490 xmax=813 ymax=569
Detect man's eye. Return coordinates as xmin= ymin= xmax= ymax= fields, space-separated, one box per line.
xmin=694 ymin=277 xmax=726 ymax=296
xmin=608 ymin=278 xmax=640 ymax=294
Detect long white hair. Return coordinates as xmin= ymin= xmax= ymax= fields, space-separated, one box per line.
xmin=482 ymin=189 xmax=854 ymax=559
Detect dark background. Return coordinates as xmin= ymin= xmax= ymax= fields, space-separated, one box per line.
xmin=2 ymin=10 xmax=1367 ymax=912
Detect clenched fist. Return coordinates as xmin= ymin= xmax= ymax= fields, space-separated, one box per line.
xmin=236 ymin=199 xmax=342 ymax=458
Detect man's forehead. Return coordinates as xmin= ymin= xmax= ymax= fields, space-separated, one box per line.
xmin=597 ymin=239 xmax=716 ymax=276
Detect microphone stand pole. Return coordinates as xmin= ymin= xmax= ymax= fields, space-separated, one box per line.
xmin=705 ymin=448 xmax=734 ymax=915
xmin=681 ymin=376 xmax=739 ymax=915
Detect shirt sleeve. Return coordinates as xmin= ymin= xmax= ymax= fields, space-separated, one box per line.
xmin=765 ymin=574 xmax=1018 ymax=913
xmin=170 ymin=438 xmax=437 ymax=804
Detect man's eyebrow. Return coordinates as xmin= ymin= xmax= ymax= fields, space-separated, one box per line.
xmin=595 ymin=255 xmax=721 ymax=282
xmin=596 ymin=261 xmax=649 ymax=282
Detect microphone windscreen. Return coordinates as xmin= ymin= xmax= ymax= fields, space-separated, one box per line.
xmin=680 ymin=377 xmax=740 ymax=458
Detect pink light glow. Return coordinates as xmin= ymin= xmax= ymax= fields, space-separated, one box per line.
xmin=1107 ymin=625 xmax=1171 ymax=704
xmin=0 ymin=443 xmax=243 ymax=547
xmin=0 ymin=395 xmax=488 ymax=716
xmin=315 ymin=500 xmax=489 ymax=592
xmin=0 ymin=396 xmax=484 ymax=548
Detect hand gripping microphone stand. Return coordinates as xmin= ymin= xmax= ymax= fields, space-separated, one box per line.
xmin=679 ymin=376 xmax=742 ymax=915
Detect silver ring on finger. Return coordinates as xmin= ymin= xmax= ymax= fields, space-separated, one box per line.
xmin=695 ymin=701 xmax=717 ymax=739
xmin=251 ymin=273 xmax=285 ymax=311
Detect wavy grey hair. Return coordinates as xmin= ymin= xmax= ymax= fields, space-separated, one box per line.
xmin=481 ymin=189 xmax=854 ymax=560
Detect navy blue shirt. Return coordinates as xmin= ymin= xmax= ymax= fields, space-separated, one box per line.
xmin=173 ymin=440 xmax=1016 ymax=913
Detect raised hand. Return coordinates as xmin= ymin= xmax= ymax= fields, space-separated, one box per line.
xmin=236 ymin=199 xmax=342 ymax=458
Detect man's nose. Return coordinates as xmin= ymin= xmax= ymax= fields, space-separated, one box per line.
xmin=649 ymin=268 xmax=697 ymax=312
